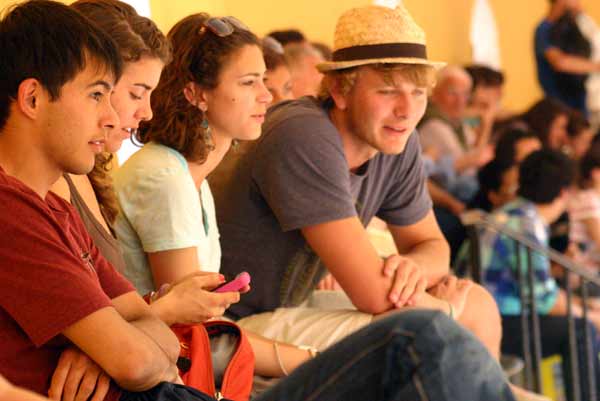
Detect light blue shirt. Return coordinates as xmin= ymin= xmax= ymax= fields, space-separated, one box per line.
xmin=113 ymin=142 xmax=221 ymax=295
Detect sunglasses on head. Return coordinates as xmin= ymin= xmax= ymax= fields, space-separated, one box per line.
xmin=199 ymin=16 xmax=249 ymax=37
xmin=262 ymin=36 xmax=284 ymax=55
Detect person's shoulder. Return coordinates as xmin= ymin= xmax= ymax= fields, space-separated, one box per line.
xmin=115 ymin=142 xmax=188 ymax=185
xmin=256 ymin=97 xmax=342 ymax=154
xmin=418 ymin=118 xmax=453 ymax=136
xmin=536 ymin=19 xmax=553 ymax=32
xmin=266 ymin=96 xmax=328 ymax=122
xmin=261 ymin=97 xmax=338 ymax=146
xmin=535 ymin=19 xmax=553 ymax=40
xmin=125 ymin=142 xmax=185 ymax=169
xmin=501 ymin=198 xmax=544 ymax=229
xmin=0 ymin=172 xmax=73 ymax=223
xmin=500 ymin=198 xmax=530 ymax=215
xmin=571 ymin=188 xmax=600 ymax=209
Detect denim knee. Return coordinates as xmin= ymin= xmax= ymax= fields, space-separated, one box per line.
xmin=381 ymin=310 xmax=515 ymax=401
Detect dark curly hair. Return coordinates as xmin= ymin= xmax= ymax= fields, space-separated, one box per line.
xmin=137 ymin=13 xmax=260 ymax=163
xmin=522 ymin=97 xmax=570 ymax=148
xmin=518 ymin=149 xmax=575 ymax=204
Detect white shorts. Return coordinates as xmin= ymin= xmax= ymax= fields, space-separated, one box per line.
xmin=237 ymin=291 xmax=374 ymax=351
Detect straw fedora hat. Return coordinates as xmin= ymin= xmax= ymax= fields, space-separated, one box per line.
xmin=317 ymin=4 xmax=445 ymax=72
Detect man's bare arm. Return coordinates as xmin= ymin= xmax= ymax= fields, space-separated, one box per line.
xmin=388 ymin=210 xmax=450 ymax=287
xmin=0 ymin=375 xmax=51 ymax=401
xmin=61 ymin=292 xmax=180 ymax=392
xmin=302 ymin=215 xmax=432 ymax=314
xmin=545 ymin=47 xmax=600 ymax=74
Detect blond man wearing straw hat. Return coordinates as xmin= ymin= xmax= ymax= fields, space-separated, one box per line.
xmin=212 ymin=4 xmax=527 ymax=393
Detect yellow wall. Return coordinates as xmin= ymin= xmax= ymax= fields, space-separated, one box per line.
xmin=2 ymin=0 xmax=600 ymax=112
xmin=149 ymin=0 xmax=226 ymax=33
xmin=222 ymin=0 xmax=600 ymax=112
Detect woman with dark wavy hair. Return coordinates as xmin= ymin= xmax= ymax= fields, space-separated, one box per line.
xmin=112 ymin=12 xmax=326 ymax=383
xmin=522 ymin=97 xmax=571 ymax=149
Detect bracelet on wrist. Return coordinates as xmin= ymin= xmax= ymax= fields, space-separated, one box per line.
xmin=298 ymin=344 xmax=319 ymax=359
xmin=273 ymin=342 xmax=289 ymax=376
xmin=446 ymin=301 xmax=455 ymax=320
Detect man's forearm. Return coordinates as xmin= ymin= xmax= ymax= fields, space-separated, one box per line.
xmin=128 ymin=314 xmax=180 ymax=364
xmin=109 ymin=295 xmax=181 ymax=389
xmin=113 ymin=315 xmax=180 ymax=391
xmin=403 ymin=237 xmax=450 ymax=286
xmin=552 ymin=53 xmax=600 ymax=75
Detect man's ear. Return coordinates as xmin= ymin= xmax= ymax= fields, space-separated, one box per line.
xmin=327 ymin=76 xmax=348 ymax=111
xmin=591 ymin=167 xmax=600 ymax=183
xmin=183 ymin=82 xmax=209 ymax=112
xmin=17 ymin=78 xmax=44 ymax=120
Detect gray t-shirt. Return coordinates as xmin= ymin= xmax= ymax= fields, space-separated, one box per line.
xmin=210 ymin=97 xmax=432 ymax=319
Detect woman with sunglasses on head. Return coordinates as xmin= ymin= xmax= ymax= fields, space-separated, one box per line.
xmin=110 ymin=12 xmax=323 ymax=386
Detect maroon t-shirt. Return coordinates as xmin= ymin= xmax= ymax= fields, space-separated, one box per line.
xmin=0 ymin=167 xmax=134 ymax=400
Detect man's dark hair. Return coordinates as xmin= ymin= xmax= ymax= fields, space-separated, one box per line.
xmin=567 ymin=109 xmax=591 ymax=138
xmin=267 ymin=29 xmax=306 ymax=46
xmin=479 ymin=158 xmax=514 ymax=194
xmin=0 ymin=0 xmax=123 ymax=130
xmin=464 ymin=64 xmax=504 ymax=90
xmin=518 ymin=149 xmax=575 ymax=204
xmin=469 ymin=158 xmax=515 ymax=212
xmin=495 ymin=128 xmax=539 ymax=164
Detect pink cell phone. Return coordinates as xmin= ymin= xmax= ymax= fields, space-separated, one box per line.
xmin=213 ymin=272 xmax=251 ymax=293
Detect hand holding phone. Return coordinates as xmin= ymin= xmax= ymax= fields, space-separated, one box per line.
xmin=213 ymin=272 xmax=251 ymax=293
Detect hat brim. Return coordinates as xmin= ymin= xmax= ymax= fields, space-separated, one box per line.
xmin=317 ymin=57 xmax=446 ymax=72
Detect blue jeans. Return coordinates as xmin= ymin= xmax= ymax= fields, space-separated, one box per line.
xmin=256 ymin=310 xmax=515 ymax=401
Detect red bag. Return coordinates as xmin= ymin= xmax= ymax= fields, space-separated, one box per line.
xmin=172 ymin=321 xmax=255 ymax=401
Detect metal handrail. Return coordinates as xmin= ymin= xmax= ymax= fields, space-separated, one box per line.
xmin=461 ymin=209 xmax=600 ymax=285
xmin=461 ymin=209 xmax=599 ymax=400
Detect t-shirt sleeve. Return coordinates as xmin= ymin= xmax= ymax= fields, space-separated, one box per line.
xmin=535 ymin=23 xmax=557 ymax=56
xmin=376 ymin=134 xmax=432 ymax=226
xmin=252 ymin=114 xmax=357 ymax=232
xmin=77 ymin=216 xmax=135 ymax=299
xmin=118 ymin=165 xmax=203 ymax=252
xmin=418 ymin=119 xmax=460 ymax=157
xmin=0 ymin=188 xmax=116 ymax=346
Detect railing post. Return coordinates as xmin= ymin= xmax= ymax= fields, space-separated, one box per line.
xmin=516 ymin=240 xmax=533 ymax=390
xmin=467 ymin=224 xmax=482 ymax=284
xmin=462 ymin=211 xmax=600 ymax=400
xmin=526 ymin=248 xmax=542 ymax=393
xmin=566 ymin=271 xmax=581 ymax=401
xmin=581 ymin=281 xmax=597 ymax=401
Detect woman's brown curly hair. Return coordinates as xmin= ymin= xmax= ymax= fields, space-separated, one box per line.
xmin=72 ymin=0 xmax=171 ymax=225
xmin=136 ymin=13 xmax=260 ymax=164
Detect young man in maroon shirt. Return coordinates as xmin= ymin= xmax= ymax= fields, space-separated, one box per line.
xmin=0 ymin=1 xmax=182 ymax=399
